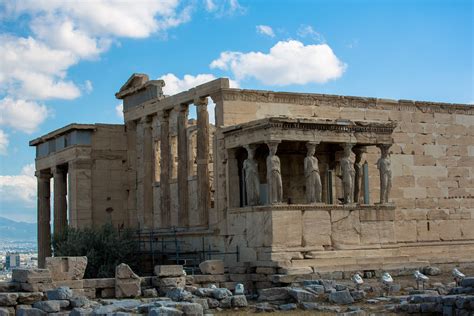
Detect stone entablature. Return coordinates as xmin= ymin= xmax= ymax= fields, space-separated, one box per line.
xmin=222 ymin=117 xmax=395 ymax=148
xmin=219 ymin=88 xmax=474 ymax=115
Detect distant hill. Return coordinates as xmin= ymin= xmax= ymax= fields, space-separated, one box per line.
xmin=0 ymin=216 xmax=37 ymax=241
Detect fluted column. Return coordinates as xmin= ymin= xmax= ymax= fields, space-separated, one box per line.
xmin=36 ymin=170 xmax=52 ymax=268
xmin=53 ymin=166 xmax=67 ymax=236
xmin=177 ymin=104 xmax=189 ymax=227
xmin=195 ymin=97 xmax=210 ymax=226
xmin=159 ymin=110 xmax=171 ymax=227
xmin=142 ymin=116 xmax=154 ymax=227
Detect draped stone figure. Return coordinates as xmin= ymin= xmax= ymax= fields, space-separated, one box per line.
xmin=266 ymin=142 xmax=282 ymax=204
xmin=304 ymin=142 xmax=322 ymax=203
xmin=243 ymin=145 xmax=260 ymax=206
xmin=353 ymin=147 xmax=365 ymax=203
xmin=377 ymin=144 xmax=392 ymax=204
xmin=341 ymin=143 xmax=355 ymax=204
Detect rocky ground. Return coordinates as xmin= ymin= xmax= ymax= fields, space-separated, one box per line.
xmin=1 ymin=266 xmax=473 ymax=315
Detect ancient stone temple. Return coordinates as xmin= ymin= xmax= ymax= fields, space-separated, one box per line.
xmin=30 ymin=74 xmax=474 ymax=272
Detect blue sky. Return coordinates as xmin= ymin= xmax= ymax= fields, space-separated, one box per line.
xmin=0 ymin=0 xmax=472 ymax=222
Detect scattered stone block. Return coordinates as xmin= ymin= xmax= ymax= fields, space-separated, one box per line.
xmin=255 ymin=302 xmax=275 ymax=312
xmin=12 ymin=269 xmax=52 ymax=283
xmin=461 ymin=277 xmax=474 ymax=288
xmin=149 ymin=306 xmax=183 ymax=316
xmin=20 ymin=282 xmax=54 ymax=293
xmin=83 ymin=278 xmax=115 ymax=289
xmin=195 ymin=288 xmax=214 ymax=298
xmin=0 ymin=282 xmax=20 ymax=292
xmin=166 ymin=288 xmax=192 ymax=302
xmin=179 ymin=302 xmax=203 ymax=315
xmin=17 ymin=292 xmax=44 ymax=305
xmin=142 ymin=288 xmax=158 ymax=298
xmin=70 ymin=307 xmax=94 ymax=316
xmin=0 ymin=307 xmax=11 ymax=316
xmin=46 ymin=287 xmax=73 ymax=300
xmin=115 ymin=263 xmax=141 ymax=298
xmin=279 ymin=303 xmax=297 ymax=311
xmin=70 ymin=296 xmax=89 ymax=308
xmin=0 ymin=293 xmax=18 ymax=306
xmin=33 ymin=301 xmax=61 ymax=313
xmin=231 ymin=295 xmax=248 ymax=307
xmin=219 ymin=297 xmax=232 ymax=308
xmin=212 ymin=288 xmax=232 ymax=300
xmin=153 ymin=277 xmax=186 ymax=289
xmin=289 ymin=288 xmax=319 ymax=303
xmin=199 ymin=260 xmax=224 ymax=275
xmin=258 ymin=287 xmax=290 ymax=301
xmin=154 ymin=265 xmax=184 ymax=277
xmin=329 ymin=289 xmax=354 ymax=305
xmin=350 ymin=290 xmax=366 ymax=301
xmin=17 ymin=306 xmax=46 ymax=316
xmin=422 ymin=266 xmax=442 ymax=276
xmin=206 ymin=298 xmax=219 ymax=309
xmin=46 ymin=257 xmax=87 ymax=281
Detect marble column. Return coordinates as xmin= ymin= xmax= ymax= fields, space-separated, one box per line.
xmin=159 ymin=110 xmax=171 ymax=227
xmin=142 ymin=116 xmax=153 ymax=227
xmin=177 ymin=104 xmax=189 ymax=227
xmin=195 ymin=97 xmax=210 ymax=226
xmin=53 ymin=166 xmax=67 ymax=236
xmin=36 ymin=170 xmax=52 ymax=268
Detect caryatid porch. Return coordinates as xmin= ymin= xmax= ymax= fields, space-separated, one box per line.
xmin=222 ymin=117 xmax=396 ymax=208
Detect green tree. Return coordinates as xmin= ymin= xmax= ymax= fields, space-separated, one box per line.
xmin=52 ymin=224 xmax=139 ymax=278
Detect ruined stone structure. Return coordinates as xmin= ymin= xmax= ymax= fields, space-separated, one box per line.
xmin=31 ymin=74 xmax=474 ymax=273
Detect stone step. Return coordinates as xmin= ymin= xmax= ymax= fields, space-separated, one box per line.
xmin=310 ymin=260 xmax=430 ymax=273
xmin=291 ymin=255 xmax=412 ymax=268
xmin=304 ymin=248 xmax=402 ymax=259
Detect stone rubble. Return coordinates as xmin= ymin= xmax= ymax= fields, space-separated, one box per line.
xmin=2 ymin=261 xmax=474 ymax=315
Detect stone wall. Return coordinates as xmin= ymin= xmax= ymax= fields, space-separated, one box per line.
xmin=216 ymin=90 xmax=473 ymax=245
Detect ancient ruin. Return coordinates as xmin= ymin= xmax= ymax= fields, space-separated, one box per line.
xmin=29 ymin=74 xmax=473 ymax=279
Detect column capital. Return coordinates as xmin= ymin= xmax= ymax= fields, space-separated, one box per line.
xmin=140 ymin=115 xmax=153 ymax=125
xmin=35 ymin=170 xmax=52 ymax=179
xmin=158 ymin=109 xmax=170 ymax=121
xmin=175 ymin=103 xmax=189 ymax=112
xmin=194 ymin=96 xmax=208 ymax=107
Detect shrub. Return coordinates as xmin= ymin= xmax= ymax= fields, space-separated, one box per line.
xmin=52 ymin=224 xmax=139 ymax=278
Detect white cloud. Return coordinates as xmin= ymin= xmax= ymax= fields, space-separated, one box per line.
xmin=0 ymin=130 xmax=9 ymax=155
xmin=6 ymin=0 xmax=188 ymax=39
xmin=0 ymin=164 xmax=37 ymax=208
xmin=0 ymin=0 xmax=194 ymax=152
xmin=203 ymin=0 xmax=244 ymax=16
xmin=297 ymin=24 xmax=325 ymax=43
xmin=256 ymin=25 xmax=275 ymax=38
xmin=0 ymin=35 xmax=81 ymax=100
xmin=115 ymin=103 xmax=123 ymax=119
xmin=210 ymin=40 xmax=347 ymax=85
xmin=0 ymin=98 xmax=48 ymax=134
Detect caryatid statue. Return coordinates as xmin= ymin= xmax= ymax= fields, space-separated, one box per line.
xmin=266 ymin=142 xmax=283 ymax=204
xmin=243 ymin=145 xmax=260 ymax=206
xmin=353 ymin=147 xmax=366 ymax=204
xmin=341 ymin=143 xmax=355 ymax=204
xmin=304 ymin=142 xmax=322 ymax=203
xmin=377 ymin=144 xmax=392 ymax=204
